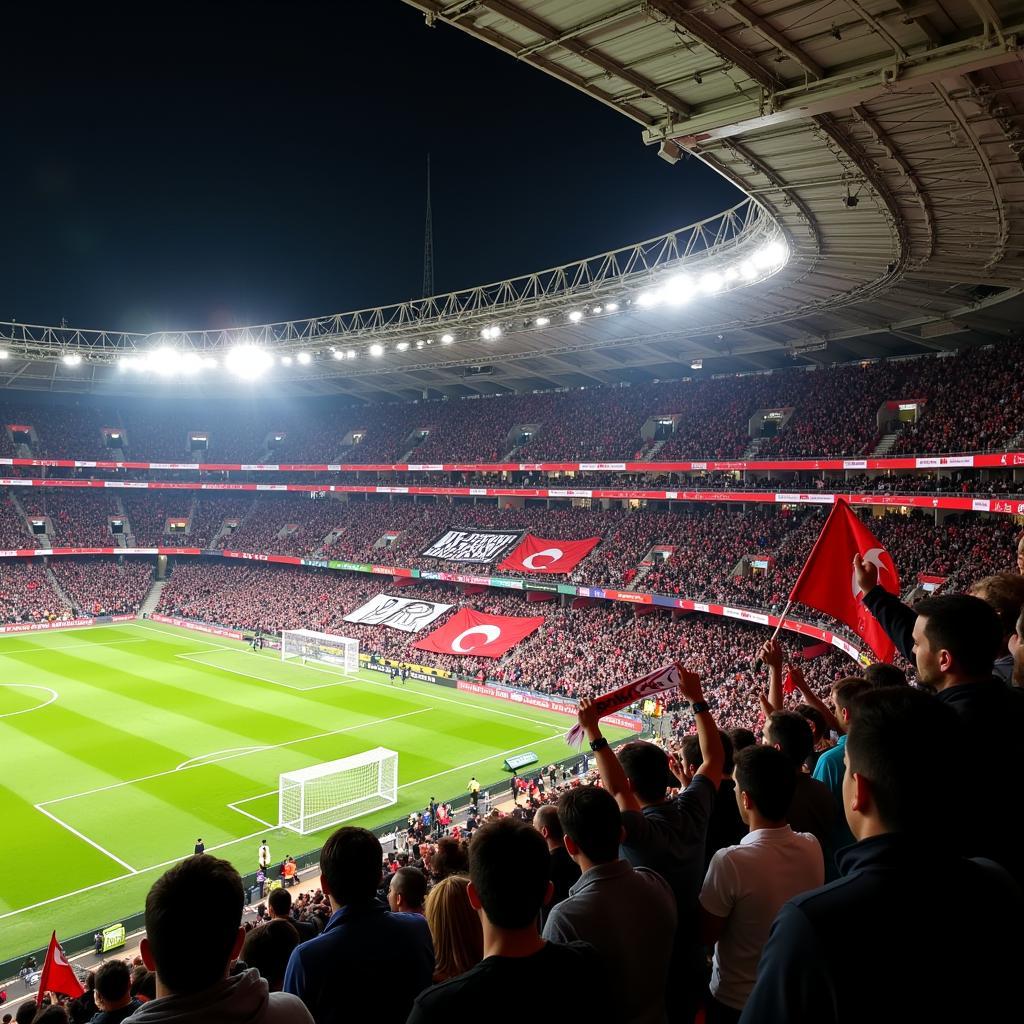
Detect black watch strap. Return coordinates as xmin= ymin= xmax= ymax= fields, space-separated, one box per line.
xmin=691 ymin=701 xmax=710 ymax=715
xmin=589 ymin=736 xmax=609 ymax=752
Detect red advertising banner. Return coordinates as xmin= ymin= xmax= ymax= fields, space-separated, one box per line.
xmin=412 ymin=608 xmax=545 ymax=659
xmin=150 ymin=613 xmax=244 ymax=640
xmin=499 ymin=534 xmax=600 ymax=574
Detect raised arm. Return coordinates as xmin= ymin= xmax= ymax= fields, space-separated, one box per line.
xmin=577 ymin=697 xmax=642 ymax=813
xmin=679 ymin=672 xmax=725 ymax=790
xmin=788 ymin=663 xmax=843 ymax=736
xmin=855 ymin=553 xmax=916 ymax=663
xmin=759 ymin=638 xmax=785 ymax=713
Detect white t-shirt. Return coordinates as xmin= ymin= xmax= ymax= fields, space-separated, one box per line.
xmin=700 ymin=825 xmax=824 ymax=1010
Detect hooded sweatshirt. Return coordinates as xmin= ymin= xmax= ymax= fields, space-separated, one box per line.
xmin=124 ymin=968 xmax=313 ymax=1024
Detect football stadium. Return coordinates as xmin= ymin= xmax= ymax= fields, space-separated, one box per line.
xmin=1 ymin=1 xmax=1023 ymax=1021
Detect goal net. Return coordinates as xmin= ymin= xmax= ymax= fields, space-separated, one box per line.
xmin=279 ymin=747 xmax=399 ymax=835
xmin=281 ymin=629 xmax=359 ymax=675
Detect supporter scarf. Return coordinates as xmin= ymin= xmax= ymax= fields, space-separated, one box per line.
xmin=565 ymin=661 xmax=694 ymax=746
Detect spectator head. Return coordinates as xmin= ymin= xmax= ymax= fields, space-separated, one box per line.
xmin=763 ymin=711 xmax=814 ymax=770
xmin=796 ymin=703 xmax=829 ymax=746
xmin=844 ymin=687 xmax=961 ymax=839
xmin=31 ymin=1009 xmax=66 ymax=1024
xmin=130 ymin=967 xmax=154 ymax=1000
xmin=862 ymin=663 xmax=907 ymax=688
xmin=16 ymin=1005 xmax=35 ymax=1024
xmin=912 ymin=595 xmax=1003 ymax=688
xmin=266 ymin=887 xmax=292 ymax=920
xmin=1012 ymin=606 xmax=1024 ymax=686
xmin=241 ymin=919 xmax=299 ymax=992
xmin=388 ymin=866 xmax=428 ymax=913
xmin=425 ymin=874 xmax=484 ymax=984
xmin=830 ymin=677 xmax=873 ymax=727
xmin=970 ymin=573 xmax=1024 ymax=641
xmin=468 ymin=818 xmax=552 ymax=930
xmin=734 ymin=745 xmax=797 ymax=826
xmin=728 ymin=727 xmax=757 ymax=753
xmin=93 ymin=959 xmax=132 ymax=1012
xmin=141 ymin=854 xmax=244 ymax=997
xmin=532 ymin=804 xmax=564 ymax=851
xmin=430 ymin=837 xmax=469 ymax=883
xmin=319 ymin=827 xmax=383 ymax=911
xmin=679 ymin=734 xmax=702 ymax=784
xmin=557 ymin=785 xmax=623 ymax=867
xmin=617 ymin=740 xmax=681 ymax=804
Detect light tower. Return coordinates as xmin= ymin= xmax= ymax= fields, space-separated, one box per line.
xmin=422 ymin=154 xmax=434 ymax=298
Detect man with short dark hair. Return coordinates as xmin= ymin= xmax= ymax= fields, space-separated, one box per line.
xmin=407 ymin=819 xmax=601 ymax=1023
xmin=283 ymin=827 xmax=433 ymax=1024
xmin=267 ymin=888 xmax=318 ymax=943
xmin=680 ymin=731 xmax=745 ymax=869
xmin=387 ymin=866 xmax=428 ymax=916
xmin=699 ymin=746 xmax=822 ymax=1024
xmin=579 ymin=672 xmax=725 ymax=1024
xmin=532 ymin=804 xmax=580 ymax=918
xmin=90 ymin=960 xmax=141 ymax=1024
xmin=740 ymin=688 xmax=1023 ymax=1023
xmin=763 ymin=711 xmax=836 ymax=868
xmin=126 ymin=854 xmax=312 ymax=1024
xmin=543 ymin=786 xmax=677 ymax=1024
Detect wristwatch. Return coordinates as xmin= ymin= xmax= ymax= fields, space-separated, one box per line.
xmin=691 ymin=701 xmax=710 ymax=715
xmin=589 ymin=736 xmax=609 ymax=752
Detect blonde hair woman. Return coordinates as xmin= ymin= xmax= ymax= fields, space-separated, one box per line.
xmin=424 ymin=874 xmax=483 ymax=983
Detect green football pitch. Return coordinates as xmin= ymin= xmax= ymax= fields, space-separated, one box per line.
xmin=0 ymin=620 xmax=628 ymax=962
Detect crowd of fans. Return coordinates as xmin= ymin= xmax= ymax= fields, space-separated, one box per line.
xmin=0 ymin=562 xmax=70 ymax=624
xmin=49 ymin=560 xmax=153 ymax=617
xmin=4 ymin=342 xmax=1024 ymax=468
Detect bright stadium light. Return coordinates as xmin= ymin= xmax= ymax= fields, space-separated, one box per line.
xmin=146 ymin=346 xmax=181 ymax=376
xmin=396 ymin=341 xmax=410 ymax=352
xmin=592 ymin=305 xmax=603 ymax=314
xmin=225 ymin=344 xmax=273 ymax=380
xmin=332 ymin=349 xmax=344 ymax=360
xmin=62 ymin=353 xmax=82 ymax=366
xmin=203 ymin=357 xmax=218 ymax=369
xmin=346 ymin=350 xmax=356 ymax=359
xmin=534 ymin=316 xmax=550 ymax=327
xmin=281 ymin=355 xmax=293 ymax=366
xmin=757 ymin=240 xmax=788 ymax=267
xmin=180 ymin=352 xmax=204 ymax=375
xmin=481 ymin=325 xmax=501 ymax=340
xmin=568 ymin=310 xmax=583 ymax=323
xmin=416 ymin=339 xmax=425 ymax=349
xmin=119 ymin=356 xmax=136 ymax=371
xmin=724 ymin=266 xmax=740 ymax=282
xmin=370 ymin=343 xmax=384 ymax=357
xmin=0 ymin=350 xmax=8 ymax=359
xmin=605 ymin=302 xmax=619 ymax=311
xmin=739 ymin=259 xmax=758 ymax=280
xmin=441 ymin=333 xmax=454 ymax=343
xmin=297 ymin=351 xmax=311 ymax=365
xmin=661 ymin=274 xmax=694 ymax=305
xmin=700 ymin=272 xmax=723 ymax=295
xmin=637 ymin=290 xmax=659 ymax=308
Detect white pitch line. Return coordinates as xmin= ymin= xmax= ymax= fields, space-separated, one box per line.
xmin=175 ymin=650 xmax=345 ymax=692
xmin=227 ymin=801 xmax=276 ymax=829
xmin=176 ymin=746 xmax=270 ymax=771
xmin=33 ymin=803 xmax=138 ymax=874
xmin=0 ymin=684 xmax=58 ymax=719
xmin=0 ymin=638 xmax=150 ymax=656
xmin=39 ymin=707 xmax=433 ymax=807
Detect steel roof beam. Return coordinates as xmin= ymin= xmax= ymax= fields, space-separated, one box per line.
xmin=718 ymin=0 xmax=823 ymax=79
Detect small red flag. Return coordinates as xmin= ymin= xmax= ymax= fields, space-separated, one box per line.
xmin=783 ymin=668 xmax=797 ymax=694
xmin=788 ymin=499 xmax=900 ymax=663
xmin=36 ymin=931 xmax=84 ymax=1005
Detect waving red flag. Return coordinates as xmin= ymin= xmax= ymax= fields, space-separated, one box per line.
xmin=36 ymin=931 xmax=84 ymax=1005
xmin=788 ymin=499 xmax=900 ymax=663
xmin=499 ymin=534 xmax=600 ymax=574
xmin=412 ymin=608 xmax=544 ymax=659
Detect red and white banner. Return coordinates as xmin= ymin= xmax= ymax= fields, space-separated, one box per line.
xmin=498 ymin=534 xmax=600 ymax=574
xmin=412 ymin=608 xmax=545 ymax=659
xmin=788 ymin=498 xmax=901 ymax=662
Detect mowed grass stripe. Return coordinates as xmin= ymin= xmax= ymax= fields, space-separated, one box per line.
xmin=0 ymin=621 xmax=623 ymax=960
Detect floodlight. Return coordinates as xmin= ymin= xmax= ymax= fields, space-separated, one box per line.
xmin=62 ymin=353 xmax=82 ymax=366
xmin=225 ymin=344 xmax=273 ymax=379
xmin=661 ymin=274 xmax=694 ymax=305
xmin=346 ymin=350 xmax=356 ymax=359
xmin=724 ymin=266 xmax=740 ymax=282
xmin=203 ymin=357 xmax=218 ymax=369
xmin=592 ymin=306 xmax=603 ymax=314
xmin=147 ymin=346 xmax=180 ymax=376
xmin=397 ymin=341 xmax=410 ymax=352
xmin=281 ymin=355 xmax=293 ymax=366
xmin=441 ymin=333 xmax=454 ymax=343
xmin=370 ymin=344 xmax=384 ymax=357
xmin=0 ymin=350 xmax=8 ymax=359
xmin=416 ymin=340 xmax=424 ymax=349
xmin=332 ymin=349 xmax=345 ymax=360
xmin=481 ymin=325 xmax=501 ymax=340
xmin=180 ymin=353 xmax=204 ymax=375
xmin=605 ymin=302 xmax=619 ymax=311
xmin=700 ymin=272 xmax=723 ymax=294
xmin=637 ymin=290 xmax=659 ymax=308
xmin=534 ymin=317 xmax=550 ymax=327
xmin=739 ymin=259 xmax=758 ymax=280
xmin=568 ymin=310 xmax=583 ymax=323
xmin=297 ymin=351 xmax=311 ymax=365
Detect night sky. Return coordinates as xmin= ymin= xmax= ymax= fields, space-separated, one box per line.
xmin=1 ymin=3 xmax=739 ymax=333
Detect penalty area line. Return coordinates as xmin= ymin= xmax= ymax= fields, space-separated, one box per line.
xmin=33 ymin=804 xmax=138 ymax=874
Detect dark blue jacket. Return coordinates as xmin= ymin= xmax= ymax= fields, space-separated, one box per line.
xmin=739 ymin=834 xmax=1023 ymax=1024
xmin=283 ymin=901 xmax=433 ymax=1024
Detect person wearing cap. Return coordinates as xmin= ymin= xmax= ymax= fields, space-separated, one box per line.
xmin=577 ymin=671 xmax=724 ymax=1024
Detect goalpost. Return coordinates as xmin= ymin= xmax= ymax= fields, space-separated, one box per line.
xmin=279 ymin=747 xmax=399 ymax=835
xmin=281 ymin=628 xmax=359 ymax=675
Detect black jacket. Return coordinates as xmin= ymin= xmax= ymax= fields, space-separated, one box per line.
xmin=739 ymin=834 xmax=1023 ymax=1024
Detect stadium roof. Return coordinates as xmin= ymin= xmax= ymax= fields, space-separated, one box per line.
xmin=1 ymin=0 xmax=1021 ymax=400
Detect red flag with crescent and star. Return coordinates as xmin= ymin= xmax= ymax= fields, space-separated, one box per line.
xmin=498 ymin=535 xmax=600 ymax=574
xmin=411 ymin=608 xmax=545 ymax=659
xmin=36 ymin=931 xmax=85 ymax=1005
xmin=787 ymin=498 xmax=900 ymax=663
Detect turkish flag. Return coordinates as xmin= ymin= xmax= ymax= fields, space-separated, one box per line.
xmin=36 ymin=931 xmax=85 ymax=1005
xmin=788 ymin=498 xmax=900 ymax=663
xmin=783 ymin=667 xmax=797 ymax=694
xmin=498 ymin=534 xmax=600 ymax=574
xmin=412 ymin=608 xmax=545 ymax=659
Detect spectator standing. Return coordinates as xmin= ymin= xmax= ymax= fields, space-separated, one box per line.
xmin=193 ymin=839 xmax=204 ymax=856
xmin=407 ymin=819 xmax=601 ymax=1023
xmin=90 ymin=960 xmax=141 ymax=1024
xmin=125 ymin=854 xmax=312 ymax=1024
xmin=283 ymin=827 xmax=433 ymax=1024
xmin=532 ymin=805 xmax=581 ymax=920
xmin=740 ymin=688 xmax=1023 ymax=1023
xmin=258 ymin=840 xmax=271 ymax=873
xmin=387 ymin=867 xmax=428 ymax=916
xmin=267 ymin=889 xmax=318 ymax=943
xmin=543 ymin=786 xmax=677 ymax=1024
xmin=699 ymin=746 xmax=823 ymax=1023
